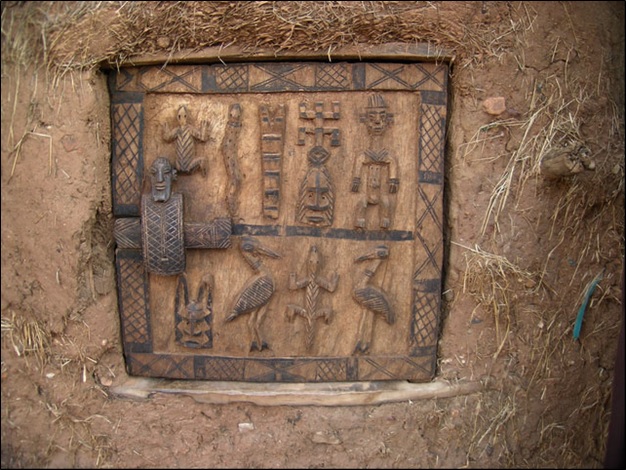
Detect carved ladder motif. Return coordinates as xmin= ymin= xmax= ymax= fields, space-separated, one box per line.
xmin=259 ymin=104 xmax=286 ymax=219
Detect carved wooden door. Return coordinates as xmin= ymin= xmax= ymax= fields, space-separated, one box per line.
xmin=110 ymin=61 xmax=447 ymax=382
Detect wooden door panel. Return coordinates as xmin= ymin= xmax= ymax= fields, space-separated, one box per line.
xmin=110 ymin=61 xmax=447 ymax=382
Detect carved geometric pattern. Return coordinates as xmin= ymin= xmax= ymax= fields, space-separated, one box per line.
xmin=184 ymin=219 xmax=232 ymax=249
xmin=116 ymin=250 xmax=151 ymax=348
xmin=112 ymin=103 xmax=143 ymax=214
xmin=262 ymin=154 xmax=281 ymax=218
xmin=414 ymin=184 xmax=443 ymax=280
xmin=196 ymin=357 xmax=245 ymax=381
xmin=413 ymin=100 xmax=445 ymax=284
xmin=416 ymin=185 xmax=443 ymax=235
xmin=357 ymin=356 xmax=434 ymax=381
xmin=315 ymin=359 xmax=351 ymax=381
xmin=315 ymin=63 xmax=350 ymax=90
xmin=244 ymin=358 xmax=314 ymax=382
xmin=125 ymin=355 xmax=435 ymax=382
xmin=113 ymin=63 xmax=448 ymax=94
xmin=297 ymin=101 xmax=341 ymax=147
xmin=113 ymin=218 xmax=141 ymax=249
xmin=419 ymin=104 xmax=444 ymax=178
xmin=214 ymin=65 xmax=249 ymax=92
xmin=137 ymin=66 xmax=202 ymax=93
xmin=175 ymin=127 xmax=197 ymax=172
xmin=251 ymin=63 xmax=311 ymax=91
xmin=113 ymin=219 xmax=231 ymax=251
xmin=141 ymin=194 xmax=185 ymax=275
xmin=365 ymin=63 xmax=446 ymax=91
xmin=115 ymin=68 xmax=136 ymax=91
xmin=411 ymin=279 xmax=441 ymax=350
xmin=128 ymin=353 xmax=195 ymax=379
xmin=413 ymin=63 xmax=447 ymax=91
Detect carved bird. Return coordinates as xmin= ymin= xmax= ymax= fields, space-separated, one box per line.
xmin=226 ymin=236 xmax=281 ymax=351
xmin=352 ymin=245 xmax=395 ymax=354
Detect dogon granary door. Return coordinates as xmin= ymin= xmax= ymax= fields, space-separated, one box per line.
xmin=110 ymin=60 xmax=448 ymax=382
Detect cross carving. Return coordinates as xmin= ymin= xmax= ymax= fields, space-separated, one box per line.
xmin=297 ymin=101 xmax=341 ymax=148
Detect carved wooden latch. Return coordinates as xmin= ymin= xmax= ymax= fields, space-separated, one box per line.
xmin=114 ymin=154 xmax=232 ymax=276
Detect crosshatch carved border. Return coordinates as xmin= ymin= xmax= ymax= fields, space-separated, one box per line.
xmin=110 ymin=60 xmax=448 ymax=382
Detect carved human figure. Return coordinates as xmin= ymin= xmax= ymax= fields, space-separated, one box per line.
xmin=162 ymin=105 xmax=210 ymax=176
xmin=351 ymin=94 xmax=399 ymax=229
xmin=286 ymin=245 xmax=339 ymax=350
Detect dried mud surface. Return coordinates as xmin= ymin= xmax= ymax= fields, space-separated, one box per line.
xmin=1 ymin=2 xmax=624 ymax=468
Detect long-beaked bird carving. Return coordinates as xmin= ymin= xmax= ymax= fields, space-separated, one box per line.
xmin=226 ymin=236 xmax=281 ymax=351
xmin=352 ymin=244 xmax=395 ymax=354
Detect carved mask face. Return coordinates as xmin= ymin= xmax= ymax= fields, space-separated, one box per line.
xmin=299 ymin=168 xmax=333 ymax=226
xmin=150 ymin=157 xmax=176 ymax=202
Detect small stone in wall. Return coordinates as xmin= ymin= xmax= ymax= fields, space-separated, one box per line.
xmin=540 ymin=141 xmax=595 ymax=179
xmin=482 ymin=97 xmax=507 ymax=116
xmin=157 ymin=36 xmax=171 ymax=49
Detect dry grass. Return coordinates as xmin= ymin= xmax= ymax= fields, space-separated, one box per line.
xmin=464 ymin=391 xmax=518 ymax=465
xmin=1 ymin=308 xmax=116 ymax=467
xmin=456 ymin=242 xmax=539 ymax=360
xmin=1 ymin=310 xmax=51 ymax=370
xmin=473 ymin=73 xmax=593 ymax=239
xmin=468 ymin=15 xmax=624 ymax=247
xmin=8 ymin=130 xmax=53 ymax=180
xmin=41 ymin=399 xmax=114 ymax=467
xmin=460 ymin=10 xmax=624 ymax=407
xmin=0 ymin=1 xmax=529 ymax=83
